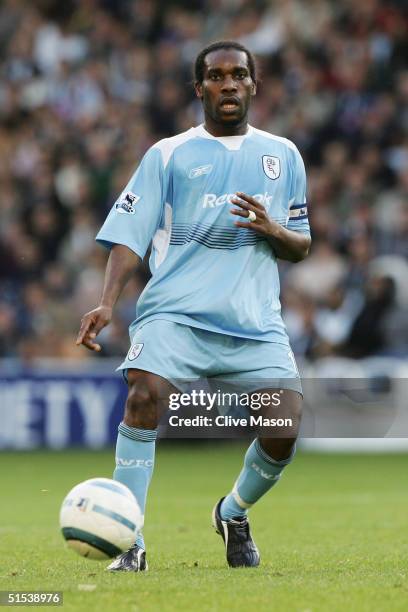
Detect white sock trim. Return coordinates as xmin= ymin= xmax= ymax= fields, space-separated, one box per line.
xmin=232 ymin=485 xmax=252 ymax=509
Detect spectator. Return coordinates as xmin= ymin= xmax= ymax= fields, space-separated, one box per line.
xmin=0 ymin=0 xmax=407 ymax=360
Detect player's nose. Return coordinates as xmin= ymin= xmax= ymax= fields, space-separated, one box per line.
xmin=220 ymin=75 xmax=238 ymax=92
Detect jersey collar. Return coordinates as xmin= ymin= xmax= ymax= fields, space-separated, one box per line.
xmin=195 ymin=124 xmax=253 ymax=151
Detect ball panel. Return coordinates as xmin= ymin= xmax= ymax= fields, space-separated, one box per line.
xmin=66 ymin=540 xmax=109 ymax=560
xmin=60 ymin=505 xmax=135 ymax=552
xmin=92 ymin=503 xmax=137 ymax=531
xmin=85 ymin=478 xmax=135 ymax=500
xmin=62 ymin=526 xmax=122 ymax=558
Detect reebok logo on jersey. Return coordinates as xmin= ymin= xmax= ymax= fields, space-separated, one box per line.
xmin=202 ymin=192 xmax=273 ymax=210
xmin=188 ymin=164 xmax=213 ymax=179
xmin=115 ymin=191 xmax=140 ymax=214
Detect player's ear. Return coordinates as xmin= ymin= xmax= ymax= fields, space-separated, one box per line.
xmin=195 ymin=81 xmax=203 ymax=99
xmin=251 ymin=80 xmax=257 ymax=96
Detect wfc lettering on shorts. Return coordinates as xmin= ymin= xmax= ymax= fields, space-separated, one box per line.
xmin=116 ymin=457 xmax=154 ymax=468
xmin=202 ymin=192 xmax=273 ymax=210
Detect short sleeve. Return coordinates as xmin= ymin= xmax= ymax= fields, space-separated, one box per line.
xmin=96 ymin=146 xmax=165 ymax=259
xmin=286 ymin=147 xmax=310 ymax=236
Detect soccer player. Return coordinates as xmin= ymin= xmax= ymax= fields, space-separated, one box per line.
xmin=76 ymin=40 xmax=311 ymax=571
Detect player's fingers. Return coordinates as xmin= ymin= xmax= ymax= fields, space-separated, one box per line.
xmin=231 ymin=197 xmax=264 ymax=217
xmin=81 ymin=334 xmax=102 ymax=352
xmin=231 ymin=196 xmax=250 ymax=209
xmin=76 ymin=319 xmax=92 ymax=344
xmin=231 ymin=198 xmax=256 ymax=213
xmin=76 ymin=313 xmax=99 ymax=344
xmin=91 ymin=317 xmax=109 ymax=335
xmin=235 ymin=192 xmax=264 ymax=209
xmin=230 ymin=208 xmax=251 ymax=217
xmin=231 ymin=202 xmax=266 ymax=225
xmin=233 ymin=220 xmax=260 ymax=230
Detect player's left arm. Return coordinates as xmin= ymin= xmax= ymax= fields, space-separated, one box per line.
xmin=231 ymin=146 xmax=311 ymax=262
xmin=230 ymin=192 xmax=311 ymax=262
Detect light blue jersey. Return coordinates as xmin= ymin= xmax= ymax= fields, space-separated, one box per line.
xmin=96 ymin=124 xmax=310 ymax=343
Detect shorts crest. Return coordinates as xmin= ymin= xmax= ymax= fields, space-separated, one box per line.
xmin=127 ymin=343 xmax=144 ymax=361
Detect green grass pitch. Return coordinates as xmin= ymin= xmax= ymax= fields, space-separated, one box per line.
xmin=0 ymin=444 xmax=407 ymax=611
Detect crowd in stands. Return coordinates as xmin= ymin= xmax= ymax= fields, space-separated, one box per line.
xmin=0 ymin=0 xmax=407 ymax=362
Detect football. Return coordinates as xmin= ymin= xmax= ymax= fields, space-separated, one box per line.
xmin=59 ymin=478 xmax=142 ymax=560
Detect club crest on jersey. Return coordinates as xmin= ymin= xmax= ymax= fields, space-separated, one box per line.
xmin=127 ymin=343 xmax=144 ymax=361
xmin=115 ymin=191 xmax=140 ymax=214
xmin=188 ymin=164 xmax=213 ymax=179
xmin=262 ymin=155 xmax=280 ymax=180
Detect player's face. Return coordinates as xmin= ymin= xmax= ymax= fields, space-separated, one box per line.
xmin=195 ymin=49 xmax=256 ymax=135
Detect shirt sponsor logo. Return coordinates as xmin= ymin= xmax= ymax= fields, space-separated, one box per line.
xmin=188 ymin=164 xmax=213 ymax=179
xmin=202 ymin=192 xmax=273 ymax=210
xmin=115 ymin=191 xmax=140 ymax=214
xmin=262 ymin=155 xmax=281 ymax=180
xmin=127 ymin=343 xmax=144 ymax=360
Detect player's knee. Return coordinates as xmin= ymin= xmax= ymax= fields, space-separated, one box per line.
xmin=259 ymin=437 xmax=297 ymax=462
xmin=289 ymin=398 xmax=302 ymax=429
xmin=124 ymin=371 xmax=160 ymax=429
xmin=263 ymin=390 xmax=302 ymax=436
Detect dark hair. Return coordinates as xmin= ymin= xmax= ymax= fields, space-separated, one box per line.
xmin=194 ymin=40 xmax=257 ymax=84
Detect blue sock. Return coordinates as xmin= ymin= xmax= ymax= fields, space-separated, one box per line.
xmin=113 ymin=422 xmax=157 ymax=550
xmin=220 ymin=439 xmax=295 ymax=521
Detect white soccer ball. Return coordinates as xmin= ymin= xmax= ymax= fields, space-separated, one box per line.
xmin=60 ymin=478 xmax=143 ymax=560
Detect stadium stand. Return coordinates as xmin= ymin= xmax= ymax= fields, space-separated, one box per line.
xmin=0 ymin=0 xmax=407 ymax=361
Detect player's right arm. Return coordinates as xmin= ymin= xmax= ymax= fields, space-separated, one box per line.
xmin=76 ymin=145 xmax=166 ymax=352
xmin=76 ymin=244 xmax=140 ymax=351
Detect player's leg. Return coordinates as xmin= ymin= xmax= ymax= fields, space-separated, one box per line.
xmin=214 ymin=389 xmax=301 ymax=568
xmin=108 ymin=369 xmax=173 ymax=572
xmin=114 ymin=370 xmax=171 ymax=540
xmin=212 ymin=338 xmax=302 ymax=567
xmin=108 ymin=319 xmax=205 ymax=571
xmin=220 ymin=389 xmax=301 ymax=521
xmin=213 ymin=389 xmax=301 ymax=568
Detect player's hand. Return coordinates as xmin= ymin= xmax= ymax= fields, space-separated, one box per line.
xmin=76 ymin=305 xmax=112 ymax=352
xmin=230 ymin=192 xmax=279 ymax=236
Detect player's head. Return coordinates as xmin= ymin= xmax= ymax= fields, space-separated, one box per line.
xmin=194 ymin=41 xmax=257 ymax=129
